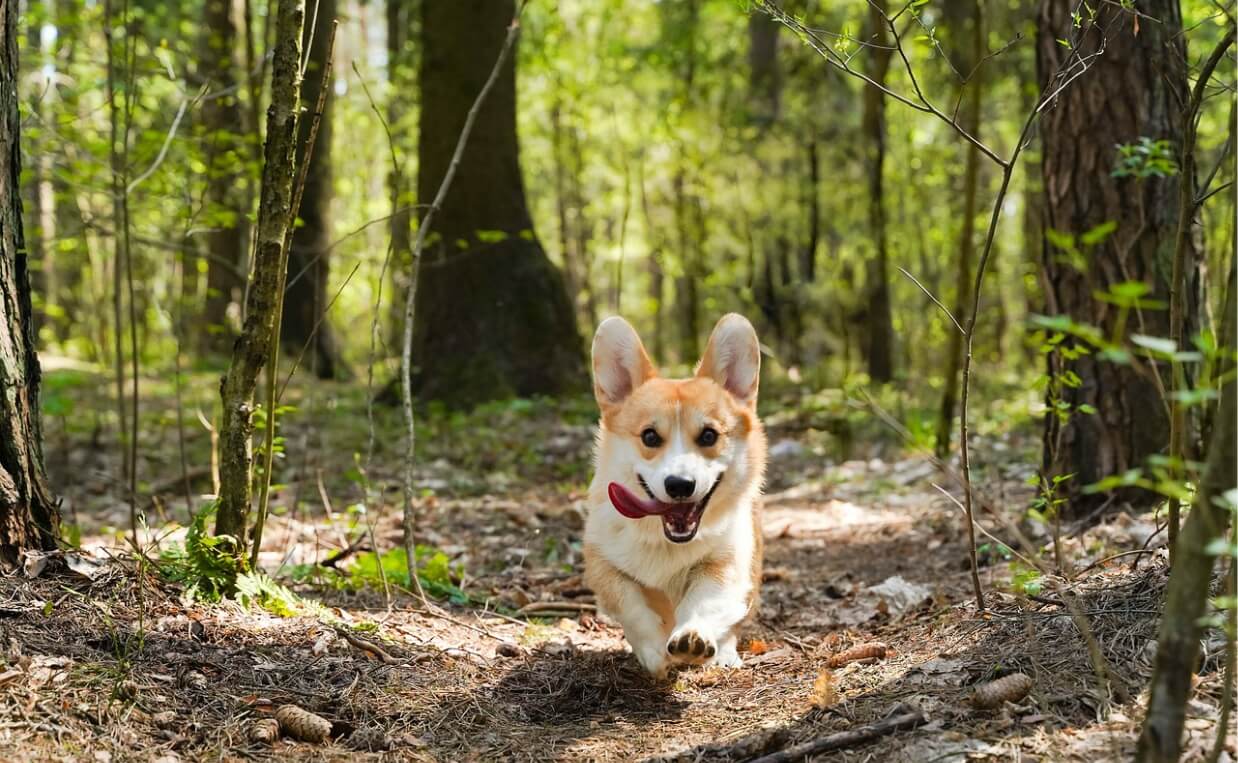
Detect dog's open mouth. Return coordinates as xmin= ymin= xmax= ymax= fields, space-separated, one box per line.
xmin=607 ymin=474 xmax=724 ymax=543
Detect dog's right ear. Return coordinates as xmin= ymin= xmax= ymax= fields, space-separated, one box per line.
xmin=592 ymin=316 xmax=656 ymax=410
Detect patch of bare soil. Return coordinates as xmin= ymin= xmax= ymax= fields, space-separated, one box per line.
xmin=6 ymin=393 xmax=1233 ymax=762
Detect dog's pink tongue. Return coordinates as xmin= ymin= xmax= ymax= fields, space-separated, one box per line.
xmin=608 ymin=482 xmax=667 ymax=519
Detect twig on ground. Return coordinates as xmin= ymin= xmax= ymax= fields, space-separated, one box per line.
xmin=318 ymin=537 xmax=370 ymax=569
xmin=333 ymin=627 xmax=400 ymax=665
xmin=747 ymin=707 xmax=926 ymax=763
xmin=516 ymin=601 xmax=597 ymax=616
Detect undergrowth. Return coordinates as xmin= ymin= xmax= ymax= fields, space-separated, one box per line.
xmin=158 ymin=502 xmax=302 ymax=616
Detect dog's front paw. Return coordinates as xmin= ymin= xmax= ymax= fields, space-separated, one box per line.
xmin=666 ymin=627 xmax=717 ymax=664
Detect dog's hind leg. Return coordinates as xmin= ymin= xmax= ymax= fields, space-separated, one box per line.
xmin=584 ymin=545 xmax=673 ymax=679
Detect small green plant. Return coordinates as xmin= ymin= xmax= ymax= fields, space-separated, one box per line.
xmin=1009 ymin=561 xmax=1044 ymax=597
xmin=158 ymin=502 xmax=243 ymax=602
xmin=158 ymin=502 xmax=305 ymax=616
xmin=351 ymin=545 xmax=476 ymax=604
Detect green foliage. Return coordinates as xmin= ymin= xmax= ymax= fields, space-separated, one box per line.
xmin=158 ymin=502 xmax=244 ymax=603
xmin=158 ymin=502 xmax=304 ymax=616
xmin=1008 ymin=562 xmax=1043 ymax=597
xmin=348 ymin=545 xmax=476 ymax=605
xmin=1112 ymin=137 xmax=1179 ymax=179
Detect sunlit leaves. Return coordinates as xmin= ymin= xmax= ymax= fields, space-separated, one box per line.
xmin=1112 ymin=137 xmax=1179 ymax=179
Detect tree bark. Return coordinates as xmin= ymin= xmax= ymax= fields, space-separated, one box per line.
xmin=936 ymin=0 xmax=984 ymax=458
xmin=0 ymin=0 xmax=58 ymax=562
xmin=281 ymin=0 xmax=343 ymax=380
xmin=1135 ymin=258 xmax=1236 ymax=762
xmin=748 ymin=11 xmax=781 ymax=125
xmin=198 ymin=0 xmax=250 ymax=353
xmin=215 ymin=0 xmax=304 ymax=545
xmin=551 ymin=100 xmax=584 ymax=323
xmin=410 ymin=0 xmax=584 ymax=407
xmin=638 ymin=158 xmax=665 ymax=360
xmin=802 ymin=139 xmax=819 ymax=285
xmin=1037 ymin=0 xmax=1194 ymax=515
xmin=861 ymin=0 xmax=894 ymax=383
xmin=386 ymin=0 xmax=413 ymax=351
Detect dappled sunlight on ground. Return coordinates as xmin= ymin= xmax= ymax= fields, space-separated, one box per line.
xmin=2 ymin=377 xmax=1229 ymax=761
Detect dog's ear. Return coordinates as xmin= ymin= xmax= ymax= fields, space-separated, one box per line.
xmin=592 ymin=316 xmax=656 ymax=410
xmin=697 ymin=314 xmax=760 ymax=407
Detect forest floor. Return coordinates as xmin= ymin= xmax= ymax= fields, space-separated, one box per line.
xmin=0 ymin=366 xmax=1232 ymax=761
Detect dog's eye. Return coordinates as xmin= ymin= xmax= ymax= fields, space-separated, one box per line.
xmin=640 ymin=428 xmax=663 ymax=448
xmin=697 ymin=427 xmax=718 ymax=447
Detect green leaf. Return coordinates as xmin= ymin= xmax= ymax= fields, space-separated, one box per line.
xmin=1080 ymin=221 xmax=1116 ymax=246
xmin=1045 ymin=228 xmax=1076 ymax=252
xmin=1131 ymin=334 xmax=1177 ymax=356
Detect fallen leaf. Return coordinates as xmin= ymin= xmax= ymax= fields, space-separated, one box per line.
xmin=809 ymin=669 xmax=837 ymax=708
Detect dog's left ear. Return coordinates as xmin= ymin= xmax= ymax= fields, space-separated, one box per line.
xmin=696 ymin=313 xmax=760 ymax=407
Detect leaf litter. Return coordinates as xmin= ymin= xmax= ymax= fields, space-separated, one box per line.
xmin=1 ymin=384 xmax=1230 ymax=761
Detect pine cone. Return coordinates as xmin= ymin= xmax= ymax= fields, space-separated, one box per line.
xmin=275 ymin=704 xmax=332 ymax=743
xmin=248 ymin=717 xmax=281 ymax=745
xmin=826 ymin=642 xmax=888 ymax=668
xmin=971 ymin=672 xmax=1034 ymax=709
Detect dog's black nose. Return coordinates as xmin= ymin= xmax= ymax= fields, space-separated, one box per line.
xmin=664 ymin=475 xmax=696 ymax=500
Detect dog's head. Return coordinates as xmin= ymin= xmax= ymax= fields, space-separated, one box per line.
xmin=591 ymin=314 xmax=766 ymax=543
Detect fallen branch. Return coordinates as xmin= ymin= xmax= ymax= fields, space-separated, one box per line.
xmin=318 ymin=537 xmax=370 ymax=569
xmin=748 ymin=708 xmax=926 ymax=763
xmin=516 ymin=601 xmax=597 ymax=616
xmin=333 ymin=627 xmax=400 ymax=665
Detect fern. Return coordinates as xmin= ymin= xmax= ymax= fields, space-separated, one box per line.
xmin=158 ymin=502 xmax=308 ymax=617
xmin=158 ymin=501 xmax=243 ymax=602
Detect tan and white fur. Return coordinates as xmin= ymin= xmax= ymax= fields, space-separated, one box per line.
xmin=583 ymin=314 xmax=767 ymax=678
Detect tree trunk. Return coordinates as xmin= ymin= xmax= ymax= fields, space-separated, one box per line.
xmin=281 ymin=0 xmax=343 ymax=380
xmin=0 ymin=0 xmax=58 ymax=562
xmin=861 ymin=0 xmax=894 ymax=383
xmin=386 ymin=0 xmax=412 ymax=352
xmin=748 ymin=11 xmax=781 ymax=125
xmin=568 ymin=122 xmax=599 ymax=330
xmin=802 ymin=139 xmax=819 ymax=285
xmin=215 ymin=0 xmax=304 ymax=545
xmin=1037 ymin=0 xmax=1193 ymax=515
xmin=1135 ymin=257 xmax=1235 ymax=762
xmin=198 ymin=0 xmax=250 ymax=353
xmin=673 ymin=166 xmax=701 ymax=363
xmin=935 ymin=0 xmax=984 ymax=458
xmin=551 ymin=100 xmax=584 ymax=323
xmin=411 ymin=0 xmax=584 ymax=407
xmin=638 ymin=157 xmax=665 ymax=359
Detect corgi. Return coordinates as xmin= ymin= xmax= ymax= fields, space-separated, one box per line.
xmin=583 ymin=314 xmax=767 ymax=678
